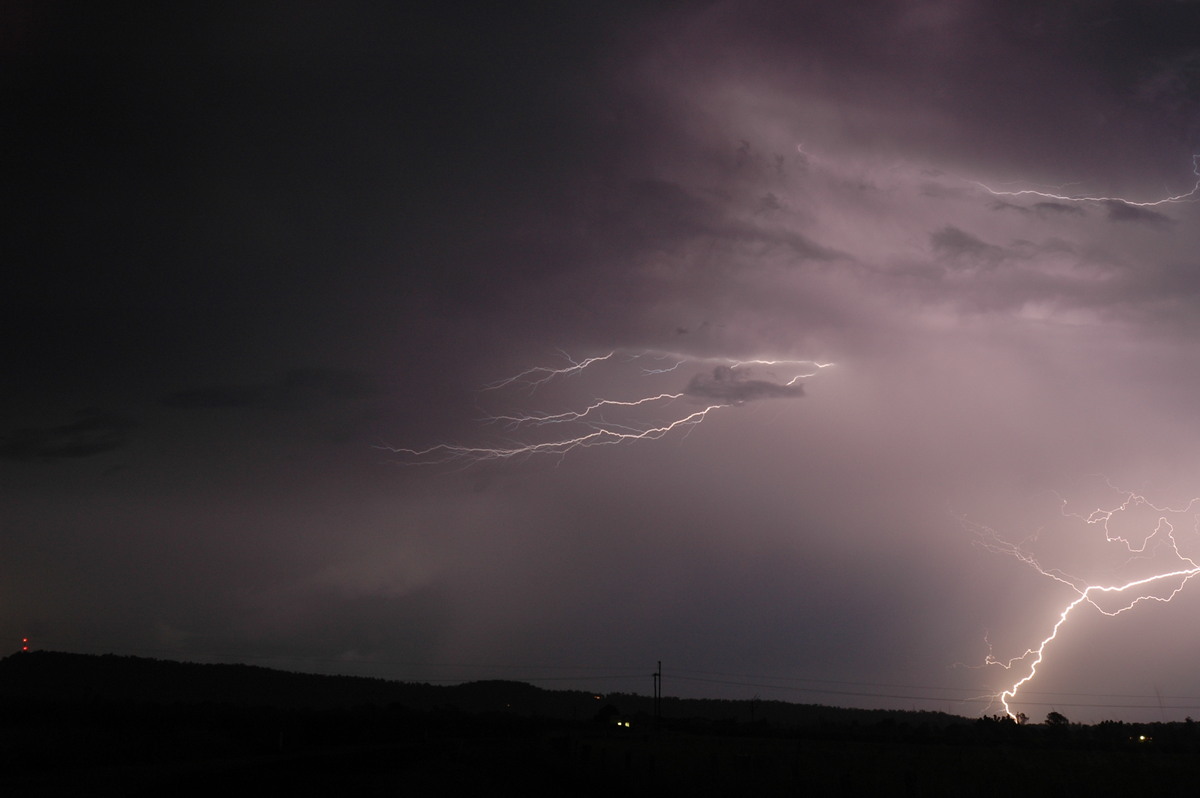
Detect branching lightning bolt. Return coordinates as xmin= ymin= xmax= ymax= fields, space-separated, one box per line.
xmin=483 ymin=351 xmax=615 ymax=391
xmin=378 ymin=350 xmax=833 ymax=466
xmin=965 ymin=483 xmax=1200 ymax=720
xmin=484 ymin=393 xmax=686 ymax=429
xmin=974 ymin=154 xmax=1200 ymax=207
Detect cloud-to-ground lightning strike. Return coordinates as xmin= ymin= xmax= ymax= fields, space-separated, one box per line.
xmin=379 ymin=350 xmax=832 ymax=466
xmin=964 ymin=484 xmax=1200 ymax=720
xmin=974 ymin=154 xmax=1200 ymax=207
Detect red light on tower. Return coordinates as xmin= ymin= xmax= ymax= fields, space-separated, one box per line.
xmin=21 ymin=638 xmax=28 ymax=652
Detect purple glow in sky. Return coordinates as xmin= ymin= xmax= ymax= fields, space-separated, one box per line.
xmin=6 ymin=1 xmax=1200 ymax=722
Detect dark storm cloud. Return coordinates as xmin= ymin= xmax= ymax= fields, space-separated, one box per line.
xmin=684 ymin=366 xmax=804 ymax=404
xmin=161 ymin=368 xmax=380 ymax=410
xmin=8 ymin=0 xmax=1200 ymax=725
xmin=279 ymin=369 xmax=380 ymax=401
xmin=0 ymin=409 xmax=135 ymax=461
xmin=602 ymin=178 xmax=841 ymax=264
xmin=620 ymin=179 xmax=723 ymax=243
xmin=649 ymin=0 xmax=1200 ymax=198
xmin=161 ymin=386 xmax=264 ymax=409
xmin=1103 ymin=201 xmax=1175 ymax=229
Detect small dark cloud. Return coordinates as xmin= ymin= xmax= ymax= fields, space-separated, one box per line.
xmin=990 ymin=200 xmax=1086 ymax=218
xmin=931 ymin=226 xmax=1006 ymax=263
xmin=989 ymin=200 xmax=1032 ymax=215
xmin=684 ymin=366 xmax=804 ymax=404
xmin=1104 ymin=201 xmax=1174 ymax=229
xmin=755 ymin=192 xmax=782 ymax=214
xmin=743 ymin=223 xmax=841 ymax=262
xmin=0 ymin=409 xmax=135 ymax=461
xmin=1033 ymin=201 xmax=1085 ymax=216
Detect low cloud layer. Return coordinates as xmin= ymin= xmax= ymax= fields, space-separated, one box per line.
xmin=0 ymin=410 xmax=135 ymax=461
xmin=161 ymin=369 xmax=380 ymax=410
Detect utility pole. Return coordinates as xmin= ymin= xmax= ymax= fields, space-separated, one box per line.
xmin=653 ymin=660 xmax=661 ymax=728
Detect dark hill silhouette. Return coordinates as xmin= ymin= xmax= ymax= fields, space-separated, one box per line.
xmin=7 ymin=651 xmax=1200 ymax=797
xmin=2 ymin=650 xmax=497 ymax=711
xmin=0 ymin=650 xmax=964 ymax=728
xmin=0 ymin=651 xmax=614 ymax=720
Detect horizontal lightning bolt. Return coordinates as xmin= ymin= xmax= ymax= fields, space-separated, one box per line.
xmin=483 ymin=393 xmax=685 ymax=429
xmin=379 ymin=349 xmax=832 ymax=466
xmin=974 ymin=154 xmax=1200 ymax=207
xmin=965 ymin=484 xmax=1200 ymax=720
xmin=641 ymin=360 xmax=686 ymax=375
xmin=377 ymin=405 xmax=725 ymax=465
xmin=483 ymin=351 xmax=615 ymax=391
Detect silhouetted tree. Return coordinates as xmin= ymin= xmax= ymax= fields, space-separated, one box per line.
xmin=1045 ymin=711 xmax=1069 ymax=726
xmin=594 ymin=704 xmax=619 ymax=725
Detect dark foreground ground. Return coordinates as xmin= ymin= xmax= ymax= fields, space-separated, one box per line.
xmin=2 ymin=652 xmax=1196 ymax=796
xmin=4 ymin=715 xmax=1198 ymax=797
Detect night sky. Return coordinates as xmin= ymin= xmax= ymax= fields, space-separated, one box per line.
xmin=7 ymin=1 xmax=1200 ymax=723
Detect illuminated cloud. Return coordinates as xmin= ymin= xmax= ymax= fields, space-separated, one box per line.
xmin=684 ymin=366 xmax=804 ymax=404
